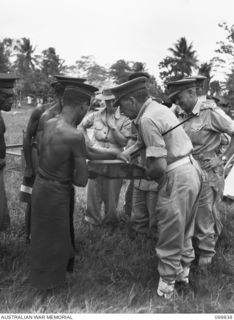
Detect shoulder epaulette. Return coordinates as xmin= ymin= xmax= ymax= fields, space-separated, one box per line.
xmin=200 ymin=100 xmax=217 ymax=111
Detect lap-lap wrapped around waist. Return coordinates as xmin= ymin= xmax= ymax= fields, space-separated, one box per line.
xmin=30 ymin=175 xmax=73 ymax=289
xmin=31 ymin=174 xmax=72 ymax=221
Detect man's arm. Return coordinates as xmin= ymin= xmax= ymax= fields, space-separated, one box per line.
xmin=145 ymin=157 xmax=167 ymax=181
xmin=203 ymin=108 xmax=234 ymax=169
xmin=79 ymin=112 xmax=95 ymax=146
xmin=86 ymin=145 xmax=118 ymax=160
xmin=117 ymin=139 xmax=144 ymax=163
xmin=72 ymin=134 xmax=89 ymax=187
xmin=220 ymin=135 xmax=234 ymax=165
xmin=23 ymin=108 xmax=43 ymax=177
xmin=135 ymin=117 xmax=168 ymax=180
xmin=107 ymin=116 xmax=131 ymax=147
xmin=36 ymin=112 xmax=48 ymax=142
xmin=110 ymin=126 xmax=128 ymax=146
xmin=71 ymin=131 xmax=118 ymax=185
xmin=73 ymin=157 xmax=88 ymax=187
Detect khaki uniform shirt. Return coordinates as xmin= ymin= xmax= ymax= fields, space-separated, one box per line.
xmin=82 ymin=106 xmax=131 ymax=152
xmin=126 ymin=121 xmax=158 ymax=191
xmin=135 ymin=98 xmax=193 ymax=165
xmin=177 ymin=99 xmax=234 ymax=158
xmin=198 ymin=95 xmax=207 ymax=102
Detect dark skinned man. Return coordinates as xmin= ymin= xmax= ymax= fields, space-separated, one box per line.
xmin=21 ymin=76 xmax=86 ymax=243
xmin=30 ymin=82 xmax=119 ymax=290
xmin=0 ymin=73 xmax=18 ymax=232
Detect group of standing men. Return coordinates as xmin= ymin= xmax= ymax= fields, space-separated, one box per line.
xmin=1 ymin=70 xmax=234 ymax=300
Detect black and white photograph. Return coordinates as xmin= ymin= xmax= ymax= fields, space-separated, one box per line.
xmin=0 ymin=0 xmax=234 ymax=316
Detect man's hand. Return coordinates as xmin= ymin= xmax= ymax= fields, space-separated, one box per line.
xmin=107 ymin=115 xmax=117 ymax=130
xmin=117 ymin=151 xmax=131 ymax=163
xmin=201 ymin=157 xmax=223 ymax=170
xmin=82 ymin=119 xmax=93 ymax=129
xmin=24 ymin=167 xmax=34 ymax=178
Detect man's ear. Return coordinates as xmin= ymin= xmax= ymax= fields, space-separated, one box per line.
xmin=129 ymin=96 xmax=136 ymax=105
xmin=81 ymin=100 xmax=89 ymax=113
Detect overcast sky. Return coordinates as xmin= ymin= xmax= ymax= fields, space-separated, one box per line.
xmin=2 ymin=0 xmax=234 ymax=81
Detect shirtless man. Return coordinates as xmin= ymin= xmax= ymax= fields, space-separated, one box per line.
xmin=36 ymin=75 xmax=86 ymax=151
xmin=21 ymin=81 xmax=63 ymax=242
xmin=21 ymin=76 xmax=86 ymax=242
xmin=30 ymin=83 xmax=118 ymax=290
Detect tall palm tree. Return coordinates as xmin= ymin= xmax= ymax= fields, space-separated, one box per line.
xmin=159 ymin=37 xmax=198 ymax=82
xmin=198 ymin=62 xmax=213 ymax=93
xmin=16 ymin=38 xmax=37 ymax=73
xmin=168 ymin=37 xmax=198 ymax=78
xmin=199 ymin=62 xmax=213 ymax=81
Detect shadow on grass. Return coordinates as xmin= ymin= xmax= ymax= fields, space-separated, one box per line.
xmin=1 ymin=146 xmax=234 ymax=312
xmin=0 ymin=212 xmax=234 ymax=313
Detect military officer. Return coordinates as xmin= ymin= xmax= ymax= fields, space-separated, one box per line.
xmin=123 ymin=71 xmax=159 ymax=238
xmin=167 ymin=78 xmax=234 ymax=267
xmin=111 ymin=77 xmax=202 ymax=299
xmin=81 ymin=89 xmax=131 ymax=227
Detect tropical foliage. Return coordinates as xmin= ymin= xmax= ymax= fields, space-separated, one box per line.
xmin=158 ymin=37 xmax=198 ymax=83
xmin=1 ymin=25 xmax=234 ymax=106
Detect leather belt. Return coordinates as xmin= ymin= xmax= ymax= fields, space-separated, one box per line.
xmin=166 ymin=155 xmax=192 ymax=172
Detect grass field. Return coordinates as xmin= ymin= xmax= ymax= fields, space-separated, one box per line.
xmin=1 ymin=106 xmax=234 ymax=314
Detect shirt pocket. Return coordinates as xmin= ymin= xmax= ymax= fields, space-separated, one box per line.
xmin=190 ymin=122 xmax=206 ymax=132
xmin=188 ymin=122 xmax=207 ymax=145
xmin=94 ymin=120 xmax=104 ymax=130
xmin=94 ymin=120 xmax=107 ymax=141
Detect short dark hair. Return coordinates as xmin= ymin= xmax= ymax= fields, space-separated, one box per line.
xmin=63 ymin=89 xmax=90 ymax=108
xmin=53 ymin=82 xmax=65 ymax=97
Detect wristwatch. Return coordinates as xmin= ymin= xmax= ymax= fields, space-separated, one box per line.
xmin=221 ymin=155 xmax=228 ymax=165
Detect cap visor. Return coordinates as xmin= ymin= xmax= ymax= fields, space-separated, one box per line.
xmin=168 ymin=90 xmax=181 ymax=99
xmin=0 ymin=88 xmax=15 ymax=94
xmin=97 ymin=93 xmax=115 ymax=101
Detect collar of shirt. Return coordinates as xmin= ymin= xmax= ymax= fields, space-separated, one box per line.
xmin=198 ymin=95 xmax=207 ymax=102
xmin=192 ymin=98 xmax=202 ymax=116
xmin=134 ymin=97 xmax=153 ymax=126
xmin=179 ymin=98 xmax=201 ymax=118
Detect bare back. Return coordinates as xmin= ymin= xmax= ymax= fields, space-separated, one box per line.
xmin=36 ymin=102 xmax=61 ymax=144
xmin=39 ymin=117 xmax=87 ymax=182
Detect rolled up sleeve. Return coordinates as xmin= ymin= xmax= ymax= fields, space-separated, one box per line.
xmin=139 ymin=117 xmax=167 ymax=158
xmin=81 ymin=112 xmax=95 ymax=128
xmin=210 ymin=108 xmax=234 ymax=136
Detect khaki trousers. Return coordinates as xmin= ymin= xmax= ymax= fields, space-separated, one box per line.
xmin=155 ymin=162 xmax=202 ymax=281
xmin=85 ymin=177 xmax=122 ymax=225
xmin=194 ymin=166 xmax=224 ymax=258
xmin=131 ymin=187 xmax=158 ymax=237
